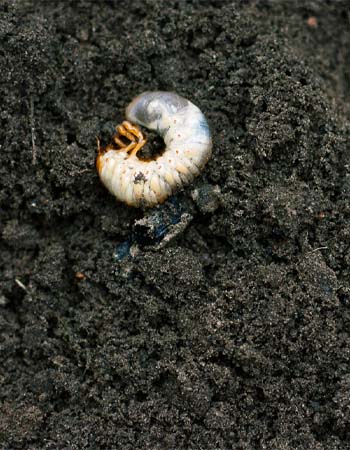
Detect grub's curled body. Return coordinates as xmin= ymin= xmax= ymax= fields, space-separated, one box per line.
xmin=96 ymin=91 xmax=212 ymax=207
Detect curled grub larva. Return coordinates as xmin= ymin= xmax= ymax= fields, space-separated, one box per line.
xmin=96 ymin=91 xmax=212 ymax=208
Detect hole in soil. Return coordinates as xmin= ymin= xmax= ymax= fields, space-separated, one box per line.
xmin=137 ymin=129 xmax=165 ymax=161
xmin=67 ymin=132 xmax=76 ymax=144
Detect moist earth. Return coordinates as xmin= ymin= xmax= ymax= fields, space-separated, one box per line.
xmin=0 ymin=1 xmax=350 ymax=449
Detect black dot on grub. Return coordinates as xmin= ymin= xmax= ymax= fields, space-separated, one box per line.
xmin=134 ymin=172 xmax=147 ymax=184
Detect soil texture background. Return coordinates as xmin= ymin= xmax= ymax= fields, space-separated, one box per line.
xmin=1 ymin=1 xmax=350 ymax=449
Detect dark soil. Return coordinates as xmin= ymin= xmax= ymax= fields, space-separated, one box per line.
xmin=1 ymin=1 xmax=350 ymax=449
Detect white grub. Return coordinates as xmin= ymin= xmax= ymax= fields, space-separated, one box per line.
xmin=96 ymin=91 xmax=212 ymax=207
